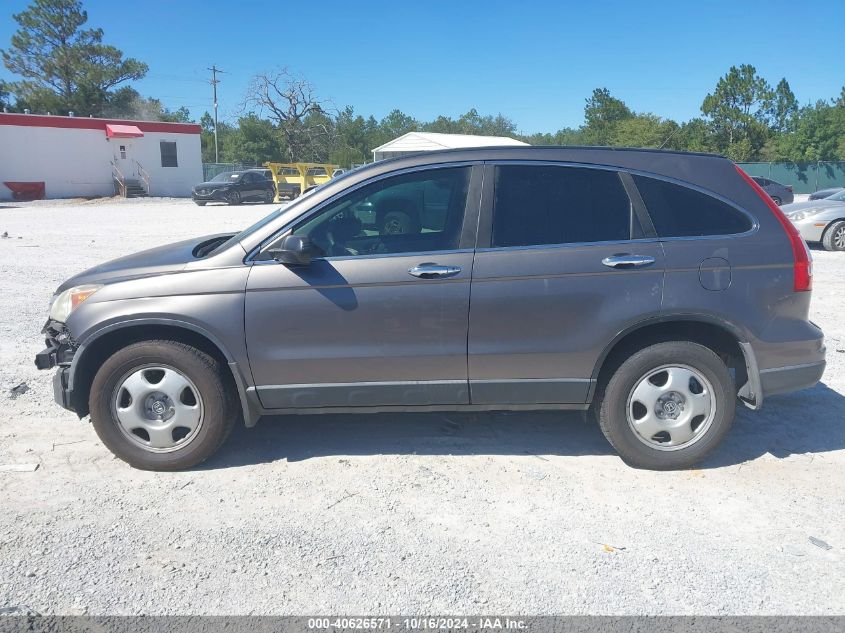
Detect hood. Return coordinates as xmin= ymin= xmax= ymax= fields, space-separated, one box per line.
xmin=782 ymin=199 xmax=845 ymax=215
xmin=194 ymin=180 xmax=233 ymax=189
xmin=56 ymin=233 xmax=235 ymax=292
xmin=810 ymin=187 xmax=845 ymax=199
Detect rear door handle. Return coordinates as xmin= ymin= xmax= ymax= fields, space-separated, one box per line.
xmin=408 ymin=263 xmax=462 ymax=279
xmin=601 ymin=254 xmax=656 ymax=269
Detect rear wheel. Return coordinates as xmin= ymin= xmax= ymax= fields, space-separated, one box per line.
xmin=822 ymin=220 xmax=845 ymax=251
xmin=771 ymin=195 xmax=782 ymax=205
xmin=89 ymin=340 xmax=238 ymax=471
xmin=597 ymin=341 xmax=735 ymax=470
xmin=264 ymin=190 xmax=275 ymax=204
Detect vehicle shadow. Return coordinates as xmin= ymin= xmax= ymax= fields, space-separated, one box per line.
xmin=202 ymin=381 xmax=845 ymax=471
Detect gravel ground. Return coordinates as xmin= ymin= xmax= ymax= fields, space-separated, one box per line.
xmin=0 ymin=197 xmax=843 ymax=615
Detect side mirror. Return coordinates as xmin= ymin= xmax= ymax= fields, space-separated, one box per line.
xmin=269 ymin=234 xmax=314 ymax=266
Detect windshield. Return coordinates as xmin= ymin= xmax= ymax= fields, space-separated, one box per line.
xmin=825 ymin=190 xmax=845 ymax=202
xmin=211 ymin=172 xmax=242 ymax=182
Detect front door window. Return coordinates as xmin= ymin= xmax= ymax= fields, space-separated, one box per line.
xmin=290 ymin=167 xmax=471 ymax=258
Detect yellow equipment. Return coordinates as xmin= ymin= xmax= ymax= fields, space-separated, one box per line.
xmin=264 ymin=162 xmax=339 ymax=202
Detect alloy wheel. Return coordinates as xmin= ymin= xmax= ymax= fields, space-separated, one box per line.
xmin=835 ymin=225 xmax=845 ymax=250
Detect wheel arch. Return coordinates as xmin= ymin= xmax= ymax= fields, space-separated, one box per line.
xmin=68 ymin=320 xmax=257 ymax=425
xmin=589 ymin=315 xmax=754 ymax=405
xmin=821 ymin=217 xmax=845 ymax=242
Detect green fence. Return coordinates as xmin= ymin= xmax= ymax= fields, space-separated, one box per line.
xmin=737 ymin=161 xmax=845 ymax=194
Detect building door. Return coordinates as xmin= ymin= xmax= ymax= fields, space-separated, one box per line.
xmin=113 ymin=141 xmax=136 ymax=187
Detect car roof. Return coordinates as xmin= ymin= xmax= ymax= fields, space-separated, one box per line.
xmin=367 ymin=145 xmax=728 ymax=172
xmin=340 ymin=145 xmax=736 ymax=197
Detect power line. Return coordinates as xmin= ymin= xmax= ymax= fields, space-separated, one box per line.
xmin=207 ymin=65 xmax=225 ymax=162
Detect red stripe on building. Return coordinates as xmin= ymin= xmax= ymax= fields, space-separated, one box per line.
xmin=0 ymin=112 xmax=201 ymax=134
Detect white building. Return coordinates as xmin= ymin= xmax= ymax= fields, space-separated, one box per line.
xmin=372 ymin=131 xmax=528 ymax=161
xmin=0 ymin=112 xmax=203 ymax=200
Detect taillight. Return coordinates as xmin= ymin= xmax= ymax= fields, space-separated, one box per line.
xmin=734 ymin=165 xmax=812 ymax=292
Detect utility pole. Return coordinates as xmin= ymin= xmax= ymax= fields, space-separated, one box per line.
xmin=207 ymin=65 xmax=225 ymax=163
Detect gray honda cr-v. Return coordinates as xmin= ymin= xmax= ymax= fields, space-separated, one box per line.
xmin=35 ymin=147 xmax=826 ymax=471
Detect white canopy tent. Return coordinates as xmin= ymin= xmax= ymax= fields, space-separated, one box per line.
xmin=372 ymin=132 xmax=528 ymax=161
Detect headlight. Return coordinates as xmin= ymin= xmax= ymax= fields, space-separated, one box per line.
xmin=48 ymin=284 xmax=103 ymax=322
xmin=789 ymin=208 xmax=825 ymax=221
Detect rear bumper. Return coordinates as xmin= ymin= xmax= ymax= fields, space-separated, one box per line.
xmin=739 ymin=323 xmax=825 ymax=409
xmin=760 ymin=361 xmax=826 ymax=398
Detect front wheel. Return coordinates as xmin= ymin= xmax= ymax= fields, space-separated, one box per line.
xmin=194 ymin=201 xmax=207 ymax=206
xmin=597 ymin=341 xmax=735 ymax=470
xmin=89 ymin=340 xmax=238 ymax=470
xmin=822 ymin=220 xmax=845 ymax=251
xmin=226 ymin=190 xmax=241 ymax=205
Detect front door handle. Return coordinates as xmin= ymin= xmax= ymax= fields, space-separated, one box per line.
xmin=408 ymin=263 xmax=462 ymax=279
xmin=601 ymin=254 xmax=656 ymax=269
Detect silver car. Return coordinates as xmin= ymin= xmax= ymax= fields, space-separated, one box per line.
xmin=783 ymin=189 xmax=845 ymax=251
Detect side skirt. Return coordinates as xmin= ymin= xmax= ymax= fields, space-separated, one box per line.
xmin=249 ymin=402 xmax=590 ymax=418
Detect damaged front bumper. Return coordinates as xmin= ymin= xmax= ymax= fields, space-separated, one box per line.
xmin=34 ymin=319 xmax=78 ymax=411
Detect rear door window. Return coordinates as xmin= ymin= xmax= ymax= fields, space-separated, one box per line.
xmin=491 ymin=165 xmax=637 ymax=247
xmin=633 ymin=175 xmax=753 ymax=238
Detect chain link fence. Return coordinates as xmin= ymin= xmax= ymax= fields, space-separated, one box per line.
xmin=202 ymin=162 xmax=261 ymax=182
xmin=737 ymin=161 xmax=845 ymax=194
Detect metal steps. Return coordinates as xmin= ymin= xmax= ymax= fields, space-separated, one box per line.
xmin=123 ymin=179 xmax=148 ymax=198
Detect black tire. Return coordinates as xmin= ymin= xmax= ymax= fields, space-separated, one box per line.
xmin=771 ymin=196 xmax=782 ymax=205
xmin=89 ymin=340 xmax=238 ymax=471
xmin=194 ymin=201 xmax=207 ymax=206
xmin=821 ymin=220 xmax=845 ymax=252
xmin=264 ymin=190 xmax=275 ymax=204
xmin=226 ymin=190 xmax=241 ymax=205
xmin=596 ymin=341 xmax=735 ymax=470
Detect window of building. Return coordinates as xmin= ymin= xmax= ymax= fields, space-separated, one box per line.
xmin=160 ymin=141 xmax=178 ymax=168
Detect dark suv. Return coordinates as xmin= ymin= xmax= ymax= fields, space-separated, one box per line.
xmin=192 ymin=169 xmax=276 ymax=205
xmin=36 ymin=147 xmax=825 ymax=471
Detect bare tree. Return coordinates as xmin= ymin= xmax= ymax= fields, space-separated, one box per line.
xmin=243 ymin=68 xmax=334 ymax=161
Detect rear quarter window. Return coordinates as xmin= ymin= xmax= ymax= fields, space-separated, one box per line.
xmin=633 ymin=175 xmax=753 ymax=238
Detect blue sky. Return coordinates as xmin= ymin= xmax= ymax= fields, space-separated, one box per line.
xmin=1 ymin=0 xmax=843 ymax=133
